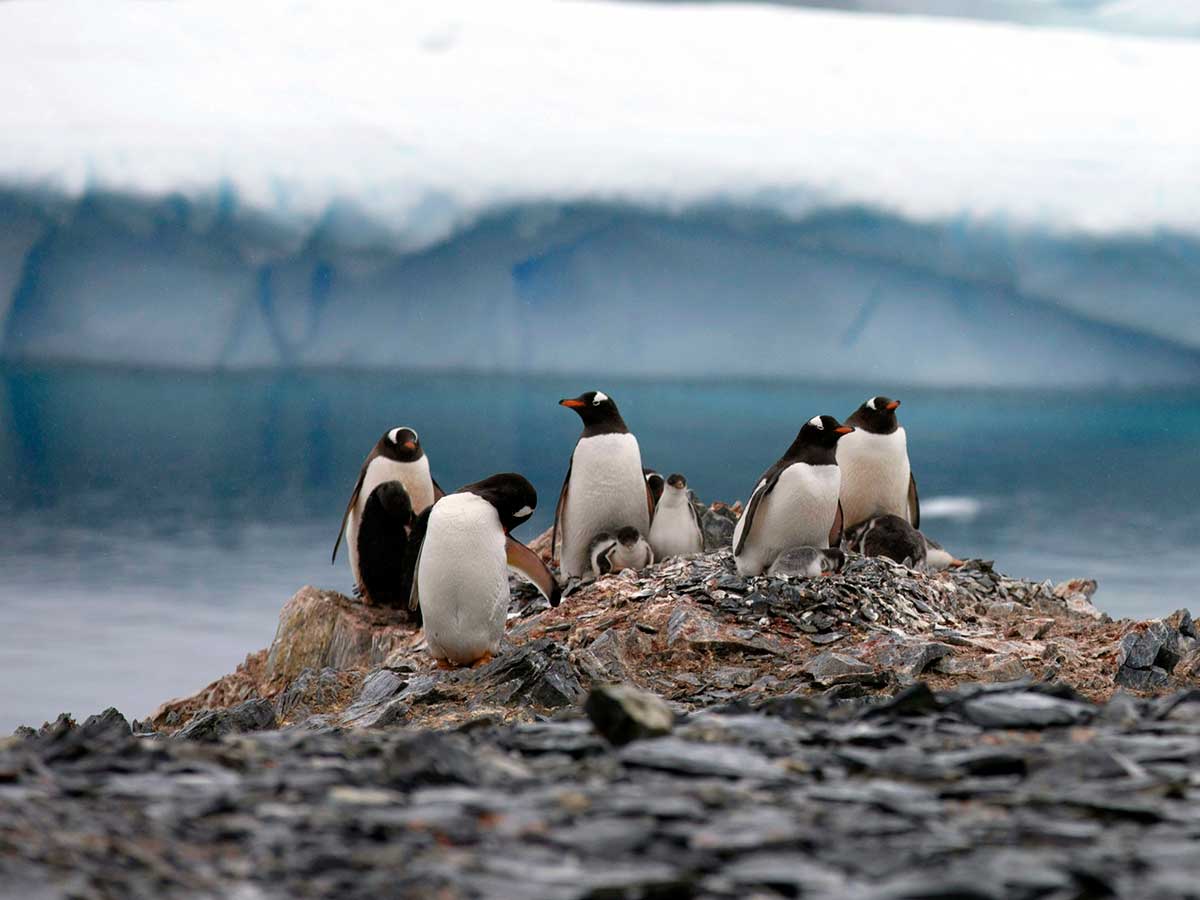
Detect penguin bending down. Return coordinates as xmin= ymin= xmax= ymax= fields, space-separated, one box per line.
xmin=554 ymin=392 xmax=653 ymax=580
xmin=768 ymin=546 xmax=845 ymax=578
xmin=355 ymin=481 xmax=415 ymax=609
xmin=644 ymin=469 xmax=665 ymax=511
xmin=588 ymin=527 xmax=655 ymax=577
xmin=409 ymin=474 xmax=560 ymax=667
xmin=837 ymin=396 xmax=919 ymax=531
xmin=332 ymin=427 xmax=444 ymax=592
xmin=922 ymin=535 xmax=960 ymax=571
xmin=649 ymin=473 xmax=703 ymax=559
xmin=732 ymin=415 xmax=854 ymax=576
xmin=847 ymin=514 xmax=926 ymax=569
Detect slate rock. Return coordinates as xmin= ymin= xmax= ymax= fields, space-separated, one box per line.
xmin=701 ymin=505 xmax=738 ymax=550
xmin=1119 ymin=621 xmax=1173 ymax=670
xmin=275 ymin=666 xmax=342 ymax=720
xmin=618 ymin=736 xmax=784 ymax=781
xmin=176 ymin=698 xmax=276 ymax=741
xmin=961 ymin=691 xmax=1094 ymax=729
xmin=1114 ymin=665 xmax=1171 ymax=692
xmin=806 ymin=651 xmax=877 ymax=687
xmin=585 ymin=683 xmax=675 ymax=746
xmin=472 ymin=639 xmax=584 ymax=709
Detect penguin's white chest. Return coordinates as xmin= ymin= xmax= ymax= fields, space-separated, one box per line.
xmin=562 ymin=433 xmax=648 ymax=578
xmin=347 ymin=455 xmax=434 ymax=584
xmin=837 ymin=429 xmax=910 ymax=528
xmin=649 ymin=492 xmax=703 ymax=558
xmin=734 ymin=463 xmax=841 ymax=575
xmin=416 ymin=494 xmax=508 ymax=665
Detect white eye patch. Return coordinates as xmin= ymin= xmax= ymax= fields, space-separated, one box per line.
xmin=808 ymin=416 xmax=824 ymax=429
xmin=513 ymin=505 xmax=533 ymax=518
xmin=593 ymin=391 xmax=609 ymax=405
xmin=388 ymin=427 xmax=418 ymax=444
xmin=866 ymin=398 xmax=877 ymax=411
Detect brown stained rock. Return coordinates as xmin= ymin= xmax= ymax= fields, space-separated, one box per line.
xmin=264 ymin=586 xmax=418 ymax=687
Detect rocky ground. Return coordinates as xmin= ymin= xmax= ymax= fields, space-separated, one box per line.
xmin=3 ymin=515 xmax=1199 ymax=898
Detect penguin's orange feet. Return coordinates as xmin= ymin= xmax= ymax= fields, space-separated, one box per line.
xmin=435 ymin=658 xmax=456 ymax=671
xmin=470 ymin=652 xmax=494 ymax=669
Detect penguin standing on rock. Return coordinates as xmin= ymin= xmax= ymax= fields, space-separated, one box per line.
xmin=355 ymin=481 xmax=415 ymax=608
xmin=588 ymin=526 xmax=655 ymax=577
xmin=554 ymin=392 xmax=653 ymax=580
xmin=649 ymin=473 xmax=704 ymax=559
xmin=332 ymin=427 xmax=444 ymax=593
xmin=732 ymin=415 xmax=854 ymax=576
xmin=409 ymin=473 xmax=560 ymax=668
xmin=837 ymin=397 xmax=919 ymax=531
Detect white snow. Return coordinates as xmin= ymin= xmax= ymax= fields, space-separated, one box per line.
xmin=0 ymin=0 xmax=1198 ymax=382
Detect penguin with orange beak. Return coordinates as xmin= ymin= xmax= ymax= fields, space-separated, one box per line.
xmin=837 ymin=396 xmax=920 ymax=531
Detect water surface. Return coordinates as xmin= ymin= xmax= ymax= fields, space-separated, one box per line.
xmin=2 ymin=366 xmax=1197 ymax=733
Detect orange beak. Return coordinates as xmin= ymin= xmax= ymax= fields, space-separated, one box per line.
xmin=402 ymin=441 xmax=416 ymax=450
xmin=835 ymin=425 xmax=855 ymax=434
xmin=559 ymin=399 xmax=586 ymax=408
xmin=885 ymin=400 xmax=901 ymax=411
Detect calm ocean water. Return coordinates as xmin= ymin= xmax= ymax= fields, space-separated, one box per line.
xmin=1 ymin=366 xmax=1197 ymax=732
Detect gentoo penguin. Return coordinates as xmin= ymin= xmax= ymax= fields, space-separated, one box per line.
xmin=409 ymin=473 xmax=560 ymax=667
xmin=355 ymin=481 xmax=414 ymax=609
xmin=644 ymin=469 xmax=665 ymax=511
xmin=554 ymin=392 xmax=653 ymax=580
xmin=767 ymin=546 xmax=845 ymax=578
xmin=837 ymin=397 xmax=919 ymax=531
xmin=922 ymin=534 xmax=960 ymax=571
xmin=332 ymin=427 xmax=444 ymax=592
xmin=588 ymin=527 xmax=655 ymax=577
xmin=732 ymin=415 xmax=854 ymax=577
xmin=847 ymin=514 xmax=926 ymax=569
xmin=649 ymin=473 xmax=704 ymax=559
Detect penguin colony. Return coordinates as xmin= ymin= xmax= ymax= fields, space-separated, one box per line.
xmin=333 ymin=393 xmax=957 ymax=667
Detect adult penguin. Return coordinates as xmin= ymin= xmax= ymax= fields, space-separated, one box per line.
xmin=553 ymin=391 xmax=653 ymax=580
xmin=837 ymin=396 xmax=919 ymax=531
xmin=732 ymin=415 xmax=854 ymax=576
xmin=409 ymin=473 xmax=560 ymax=667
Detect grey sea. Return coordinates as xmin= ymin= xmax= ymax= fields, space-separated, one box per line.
xmin=1 ymin=366 xmax=1197 ymax=733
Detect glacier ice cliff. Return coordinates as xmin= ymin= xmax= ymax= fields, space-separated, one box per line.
xmin=1 ymin=1 xmax=1198 ymax=385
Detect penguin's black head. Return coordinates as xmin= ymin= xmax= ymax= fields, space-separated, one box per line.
xmin=666 ymin=473 xmax=687 ymax=490
xmin=463 ymin=473 xmax=537 ymax=533
xmin=559 ymin=391 xmax=628 ymax=434
xmin=373 ymin=481 xmax=414 ymax=525
xmin=616 ymin=526 xmax=642 ymax=546
xmin=847 ymin=396 xmax=901 ymax=435
xmin=820 ymin=548 xmax=846 ymax=574
xmin=797 ymin=415 xmax=855 ymax=449
xmin=383 ymin=426 xmax=423 ymax=462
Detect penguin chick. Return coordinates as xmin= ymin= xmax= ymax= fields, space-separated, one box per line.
xmin=332 ymin=426 xmax=445 ymax=592
xmin=588 ymin=527 xmax=655 ymax=577
xmin=411 ymin=473 xmax=560 ymax=668
xmin=732 ymin=415 xmax=854 ymax=576
xmin=921 ymin=534 xmax=962 ymax=571
xmin=838 ymin=396 xmax=919 ymax=531
xmin=649 ymin=473 xmax=704 ymax=559
xmin=847 ymin=514 xmax=926 ymax=569
xmin=767 ymin=546 xmax=845 ymax=578
xmin=356 ymin=481 xmax=415 ymax=610
xmin=554 ymin=391 xmax=653 ymax=580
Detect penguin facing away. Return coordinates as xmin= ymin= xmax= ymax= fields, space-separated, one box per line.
xmin=332 ymin=426 xmax=445 ymax=592
xmin=649 ymin=473 xmax=704 ymax=559
xmin=837 ymin=397 xmax=920 ymax=531
xmin=409 ymin=473 xmax=560 ymax=668
xmin=847 ymin=514 xmax=926 ymax=569
xmin=554 ymin=392 xmax=654 ymax=580
xmin=732 ymin=415 xmax=854 ymax=577
xmin=768 ymin=546 xmax=846 ymax=578
xmin=644 ymin=468 xmax=665 ymax=511
xmin=355 ymin=481 xmax=415 ymax=609
xmin=588 ymin=526 xmax=655 ymax=577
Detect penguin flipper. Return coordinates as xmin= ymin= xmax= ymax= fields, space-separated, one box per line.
xmin=404 ymin=507 xmax=433 ymax=615
xmin=829 ymin=500 xmax=844 ymax=549
xmin=506 ymin=536 xmax=562 ymax=608
xmin=908 ymin=474 xmax=920 ymax=529
xmin=645 ymin=481 xmax=656 ymax=522
xmin=733 ymin=463 xmax=785 ymax=557
xmin=331 ymin=458 xmax=371 ymax=564
xmin=551 ymin=459 xmax=573 ymax=566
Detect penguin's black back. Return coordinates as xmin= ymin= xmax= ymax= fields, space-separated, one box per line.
xmin=357 ymin=481 xmax=418 ymax=614
xmin=852 ymin=514 xmax=925 ymax=567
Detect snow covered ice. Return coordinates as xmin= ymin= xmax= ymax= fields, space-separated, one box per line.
xmin=0 ymin=0 xmax=1198 ymax=384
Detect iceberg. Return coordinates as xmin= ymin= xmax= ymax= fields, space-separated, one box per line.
xmin=0 ymin=1 xmax=1198 ymax=384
